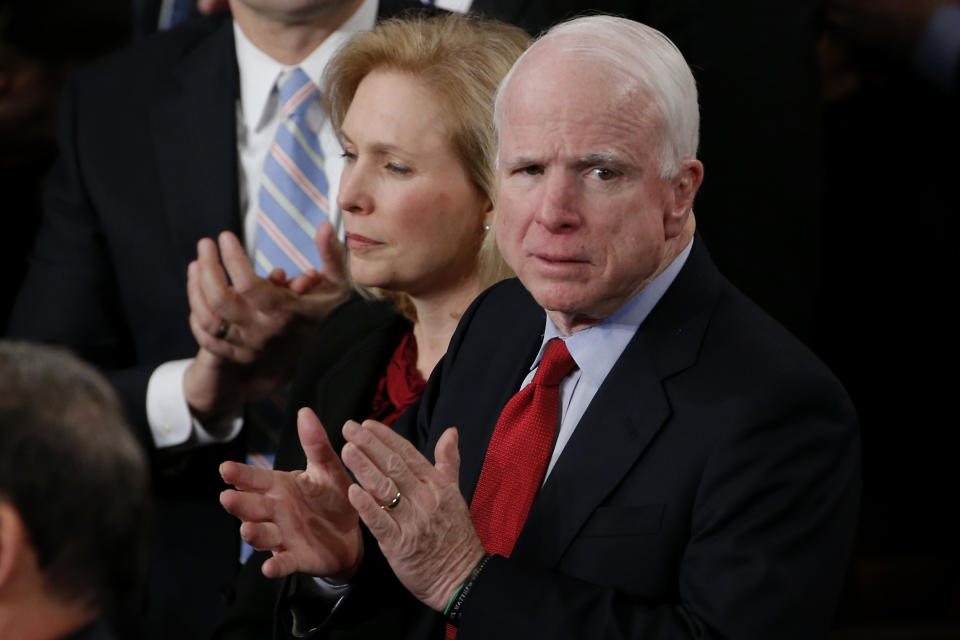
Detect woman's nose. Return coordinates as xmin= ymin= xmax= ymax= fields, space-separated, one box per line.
xmin=337 ymin=162 xmax=374 ymax=215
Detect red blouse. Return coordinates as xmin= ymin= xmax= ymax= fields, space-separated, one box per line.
xmin=368 ymin=329 xmax=426 ymax=426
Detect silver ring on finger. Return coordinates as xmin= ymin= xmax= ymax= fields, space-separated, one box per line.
xmin=380 ymin=491 xmax=401 ymax=511
xmin=214 ymin=321 xmax=230 ymax=340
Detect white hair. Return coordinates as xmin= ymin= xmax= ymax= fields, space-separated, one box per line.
xmin=495 ymin=15 xmax=699 ymax=179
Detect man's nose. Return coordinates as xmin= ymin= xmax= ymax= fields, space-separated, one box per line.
xmin=533 ymin=170 xmax=581 ymax=232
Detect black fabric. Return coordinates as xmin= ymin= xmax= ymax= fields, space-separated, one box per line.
xmin=213 ymin=296 xmax=410 ymax=640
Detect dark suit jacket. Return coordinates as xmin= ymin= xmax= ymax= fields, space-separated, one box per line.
xmin=212 ymin=295 xmax=410 ymax=640
xmin=324 ymin=240 xmax=859 ymax=639
xmin=5 ymin=6 xmax=431 ymax=638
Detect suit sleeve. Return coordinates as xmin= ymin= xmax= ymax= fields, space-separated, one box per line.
xmin=7 ymin=76 xmax=158 ymax=441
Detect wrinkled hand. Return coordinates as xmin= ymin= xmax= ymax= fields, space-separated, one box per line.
xmin=220 ymin=408 xmax=363 ymax=581
xmin=340 ymin=420 xmax=486 ymax=611
xmin=184 ymin=223 xmax=350 ymax=420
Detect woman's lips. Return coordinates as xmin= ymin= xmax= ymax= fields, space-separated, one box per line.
xmin=345 ymin=232 xmax=383 ymax=250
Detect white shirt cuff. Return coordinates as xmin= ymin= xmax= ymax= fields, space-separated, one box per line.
xmin=146 ymin=358 xmax=244 ymax=448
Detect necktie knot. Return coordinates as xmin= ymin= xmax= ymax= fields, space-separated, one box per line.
xmin=277 ymin=67 xmax=318 ymax=119
xmin=533 ymin=338 xmax=577 ymax=387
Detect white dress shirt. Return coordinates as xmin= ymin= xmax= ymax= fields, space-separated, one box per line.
xmin=146 ymin=0 xmax=379 ymax=448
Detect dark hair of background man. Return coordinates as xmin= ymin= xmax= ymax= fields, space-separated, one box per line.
xmin=0 ymin=340 xmax=149 ymax=614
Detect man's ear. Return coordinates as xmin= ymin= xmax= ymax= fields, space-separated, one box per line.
xmin=0 ymin=502 xmax=31 ymax=590
xmin=663 ymin=159 xmax=704 ymax=238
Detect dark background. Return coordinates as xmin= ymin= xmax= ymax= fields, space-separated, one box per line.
xmin=2 ymin=0 xmax=957 ymax=636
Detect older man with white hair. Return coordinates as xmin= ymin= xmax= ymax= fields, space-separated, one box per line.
xmin=221 ymin=15 xmax=860 ymax=640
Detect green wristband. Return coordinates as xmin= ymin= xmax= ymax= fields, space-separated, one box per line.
xmin=443 ymin=583 xmax=465 ymax=617
xmin=445 ymin=553 xmax=493 ymax=627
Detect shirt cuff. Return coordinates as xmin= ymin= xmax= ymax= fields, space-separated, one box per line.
xmin=913 ymin=3 xmax=960 ymax=93
xmin=146 ymin=358 xmax=244 ymax=448
xmin=310 ymin=577 xmax=352 ymax=595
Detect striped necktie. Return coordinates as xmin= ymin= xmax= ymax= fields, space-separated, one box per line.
xmin=254 ymin=67 xmax=329 ymax=278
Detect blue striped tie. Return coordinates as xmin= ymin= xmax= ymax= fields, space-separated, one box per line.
xmin=242 ymin=69 xmax=328 ymax=563
xmin=254 ymin=67 xmax=329 ymax=278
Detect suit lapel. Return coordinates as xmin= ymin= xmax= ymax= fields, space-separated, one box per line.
xmin=377 ymin=0 xmax=448 ymax=19
xmin=317 ymin=325 xmax=408 ymax=453
xmin=512 ymin=240 xmax=722 ymax=566
xmin=150 ymin=17 xmax=241 ymax=271
xmin=468 ymin=0 xmax=523 ymax=25
xmin=456 ymin=328 xmax=542 ymax=506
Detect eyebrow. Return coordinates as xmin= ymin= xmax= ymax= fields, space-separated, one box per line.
xmin=573 ymin=152 xmax=621 ymax=168
xmin=501 ymin=155 xmax=541 ymax=168
xmin=338 ymin=130 xmax=405 ymax=156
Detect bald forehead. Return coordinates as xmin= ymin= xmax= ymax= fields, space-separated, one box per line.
xmin=499 ymin=48 xmax=654 ymax=142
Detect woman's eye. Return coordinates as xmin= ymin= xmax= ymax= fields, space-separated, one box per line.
xmin=520 ymin=165 xmax=543 ymax=176
xmin=340 ymin=150 xmax=357 ymax=162
xmin=386 ymin=162 xmax=412 ymax=175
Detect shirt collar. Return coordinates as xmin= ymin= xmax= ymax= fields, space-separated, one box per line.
xmin=233 ymin=0 xmax=378 ymax=133
xmin=533 ymin=238 xmax=694 ymax=385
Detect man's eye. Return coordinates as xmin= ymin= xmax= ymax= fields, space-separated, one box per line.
xmin=520 ymin=165 xmax=543 ymax=176
xmin=591 ymin=167 xmax=616 ymax=181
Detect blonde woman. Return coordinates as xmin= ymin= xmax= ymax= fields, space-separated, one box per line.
xmin=213 ymin=14 xmax=529 ymax=639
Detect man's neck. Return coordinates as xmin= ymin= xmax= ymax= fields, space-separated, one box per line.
xmin=229 ymin=0 xmax=364 ymax=64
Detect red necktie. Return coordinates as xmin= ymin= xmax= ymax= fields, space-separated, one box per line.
xmin=471 ymin=337 xmax=577 ymax=553
xmin=446 ymin=339 xmax=576 ymax=638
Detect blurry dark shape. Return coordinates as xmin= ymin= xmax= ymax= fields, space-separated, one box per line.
xmin=132 ymin=0 xmax=228 ymax=39
xmin=0 ymin=0 xmax=130 ymax=334
xmin=132 ymin=0 xmax=195 ymax=38
xmin=826 ymin=0 xmax=959 ymax=94
xmin=816 ymin=0 xmax=960 ymax=635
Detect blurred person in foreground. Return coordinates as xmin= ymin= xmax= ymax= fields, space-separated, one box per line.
xmin=199 ymin=13 xmax=528 ymax=638
xmin=0 ymin=340 xmax=148 ymax=640
xmin=222 ymin=15 xmax=860 ymax=640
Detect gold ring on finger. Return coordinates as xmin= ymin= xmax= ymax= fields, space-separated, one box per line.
xmin=380 ymin=491 xmax=401 ymax=511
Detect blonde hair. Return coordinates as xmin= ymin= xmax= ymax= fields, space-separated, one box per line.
xmin=324 ymin=13 xmax=529 ymax=307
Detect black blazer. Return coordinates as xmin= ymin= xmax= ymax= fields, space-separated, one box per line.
xmin=213 ymin=295 xmax=410 ymax=640
xmin=5 ymin=6 xmax=430 ymax=638
xmin=327 ymin=240 xmax=859 ymax=639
